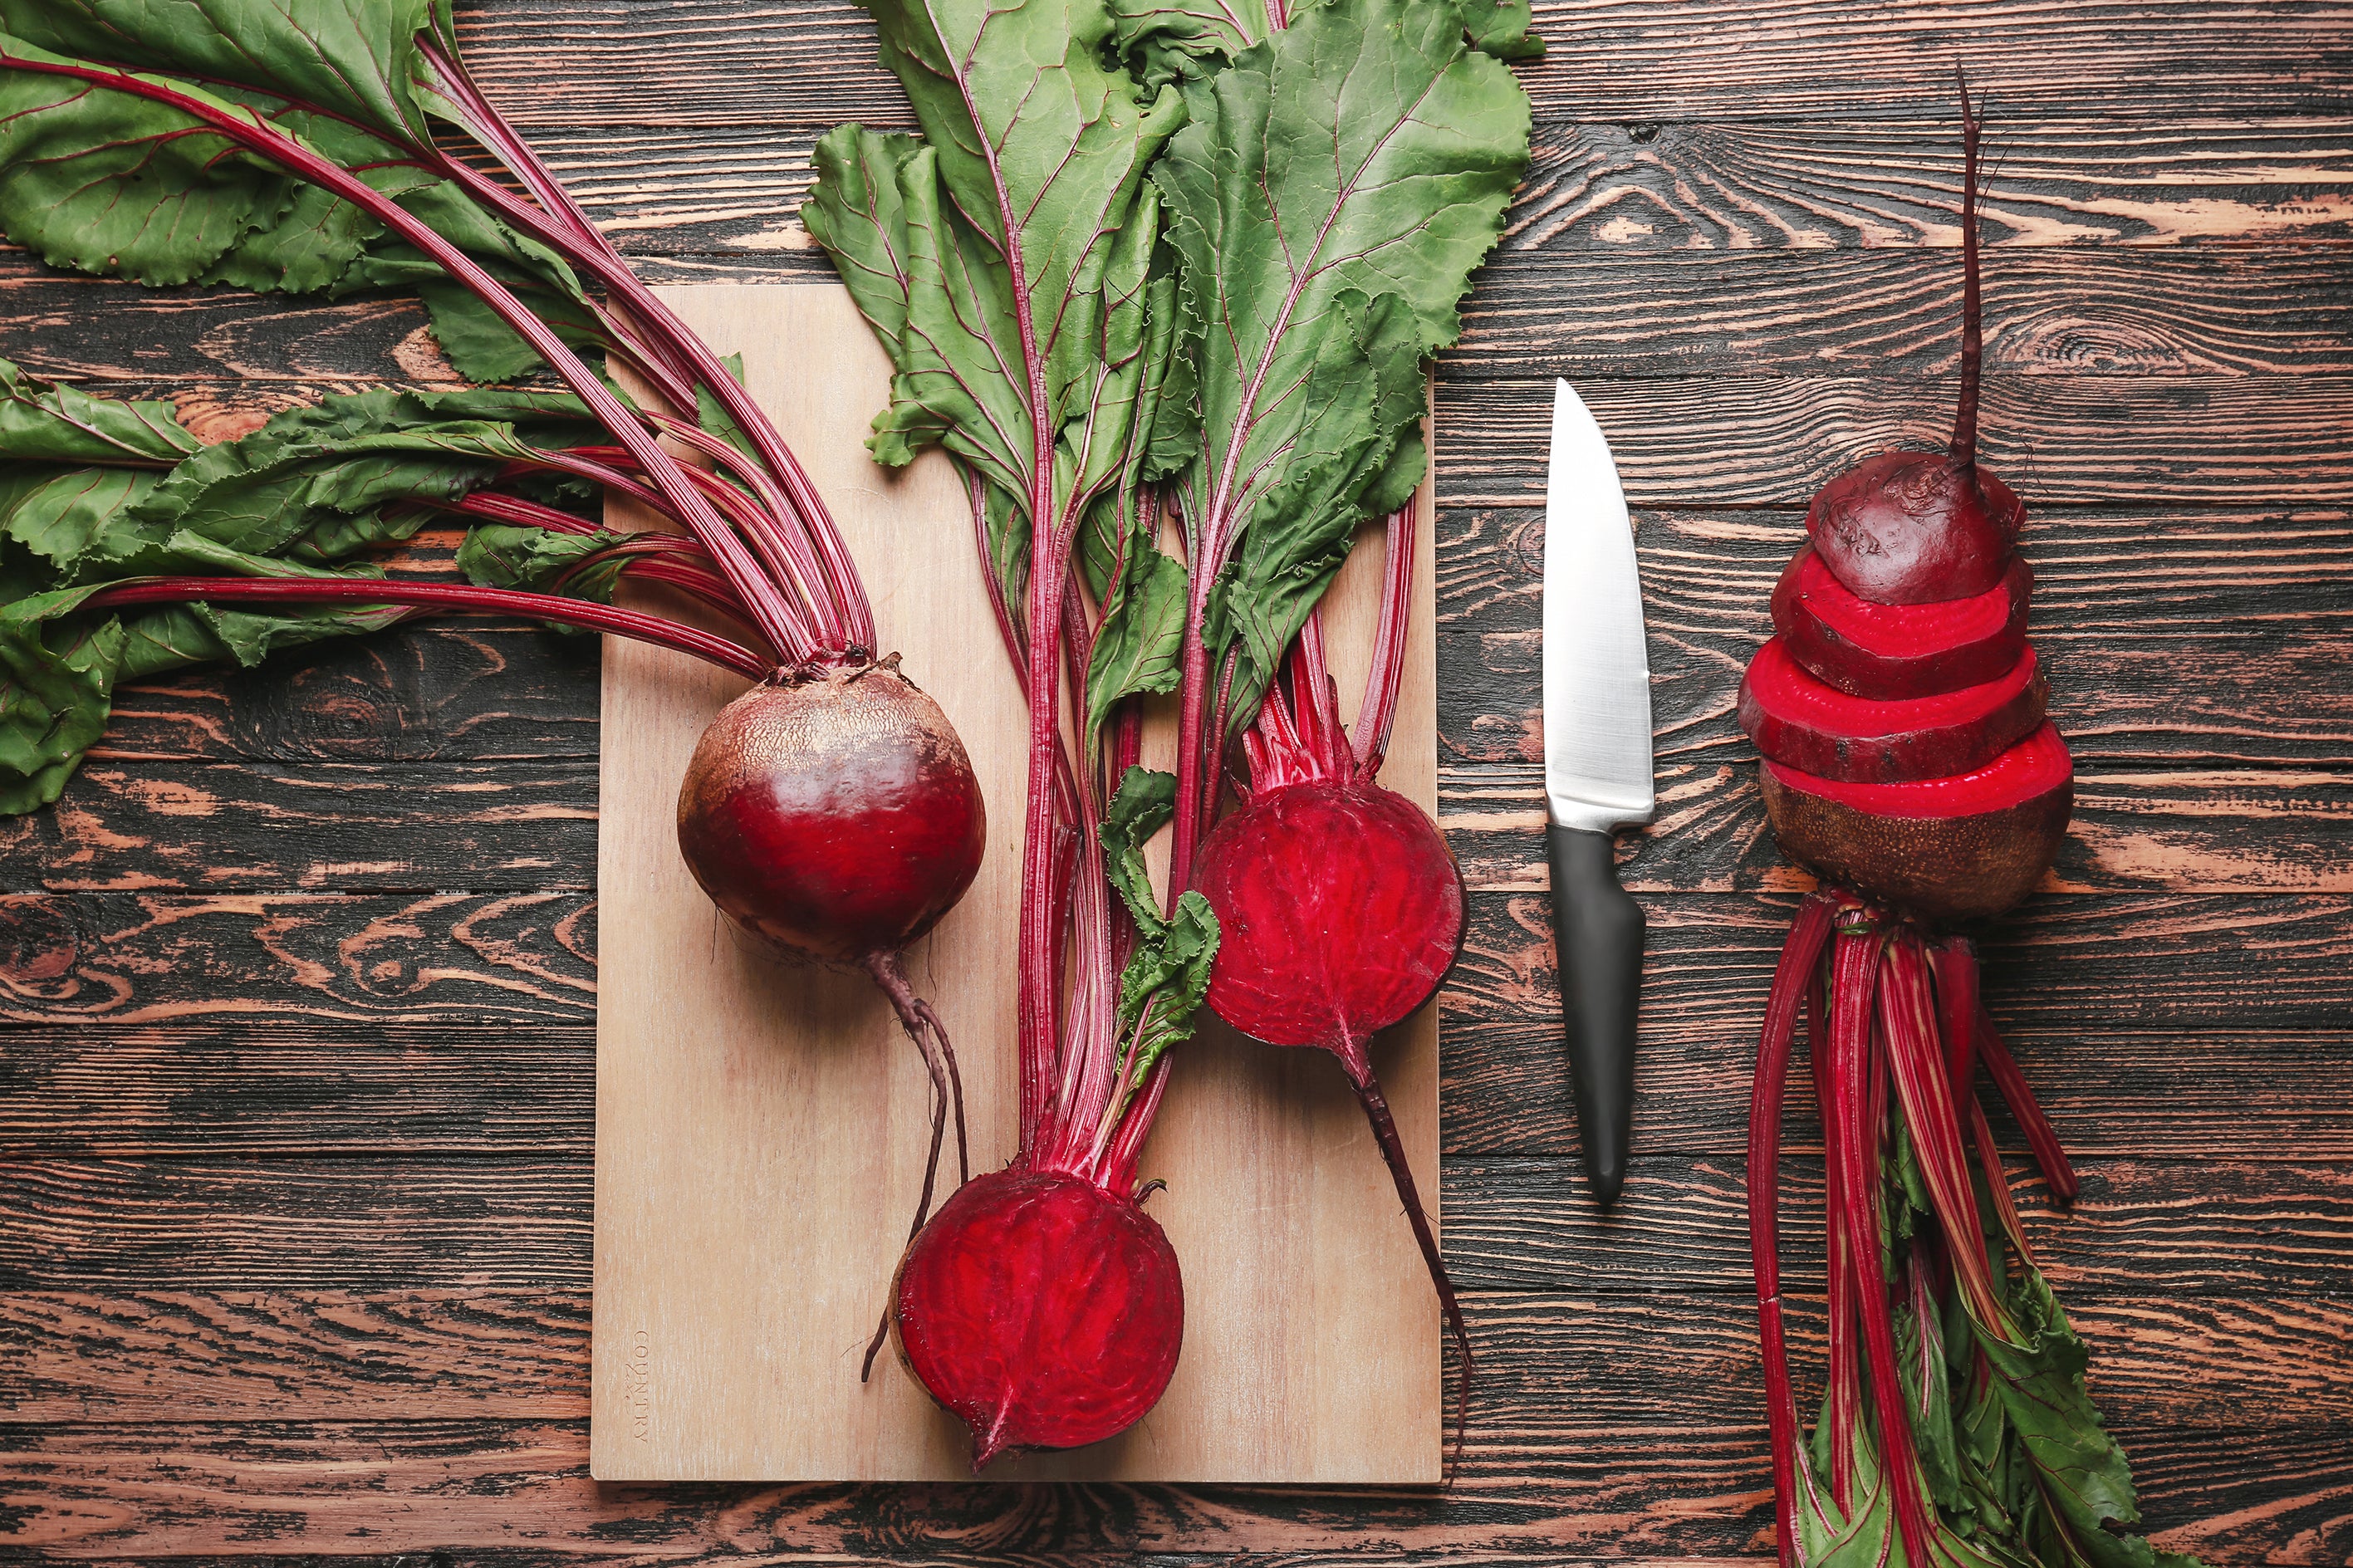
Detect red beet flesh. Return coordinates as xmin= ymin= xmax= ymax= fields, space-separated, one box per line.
xmin=893 ymin=1168 xmax=1184 ymax=1469
xmin=1760 ymin=722 xmax=2073 ymax=924
xmin=1195 ymin=780 xmax=1466 ymax=1063
xmin=676 ymin=659 xmax=984 ymax=964
xmin=1738 ymin=637 xmax=2045 ymax=785
xmin=1806 ymin=450 xmax=2024 ymax=606
xmin=1772 ymin=542 xmax=2032 ymax=699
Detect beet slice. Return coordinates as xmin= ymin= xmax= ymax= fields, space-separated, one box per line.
xmin=1760 ymin=722 xmax=2072 ymax=924
xmin=1772 ymin=543 xmax=2032 ymax=699
xmin=1738 ymin=638 xmax=2046 ymax=784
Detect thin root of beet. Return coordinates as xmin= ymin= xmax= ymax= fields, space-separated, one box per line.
xmin=860 ymin=950 xmax=969 ymax=1381
xmin=1349 ymin=1065 xmax=1473 ymax=1483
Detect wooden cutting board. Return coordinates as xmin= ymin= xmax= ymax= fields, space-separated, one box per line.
xmin=591 ymin=284 xmax=1441 ymax=1482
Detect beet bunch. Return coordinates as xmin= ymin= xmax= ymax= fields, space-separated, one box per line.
xmin=1738 ymin=85 xmax=2199 ymax=1568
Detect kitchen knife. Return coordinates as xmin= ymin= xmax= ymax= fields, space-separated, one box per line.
xmin=1542 ymin=377 xmax=1654 ymax=1206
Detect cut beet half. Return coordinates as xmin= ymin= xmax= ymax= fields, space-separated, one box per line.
xmin=1772 ymin=543 xmax=2032 ymax=700
xmin=1738 ymin=637 xmax=2046 ymax=785
xmin=1760 ymin=722 xmax=2074 ymax=924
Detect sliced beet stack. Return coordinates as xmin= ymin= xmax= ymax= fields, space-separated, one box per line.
xmin=1733 ymin=85 xmax=2189 ymax=1568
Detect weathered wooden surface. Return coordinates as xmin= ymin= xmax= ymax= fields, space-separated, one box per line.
xmin=2 ymin=0 xmax=2349 ymax=1556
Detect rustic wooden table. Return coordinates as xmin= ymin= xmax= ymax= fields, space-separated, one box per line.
xmin=3 ymin=0 xmax=2349 ymax=1559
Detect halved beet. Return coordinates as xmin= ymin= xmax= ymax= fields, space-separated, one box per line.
xmin=893 ymin=1168 xmax=1182 ymax=1469
xmin=1772 ymin=543 xmax=2032 ymax=699
xmin=1806 ymin=451 xmax=2025 ymax=606
xmin=1760 ymin=721 xmax=2073 ymax=924
xmin=1738 ymin=638 xmax=2045 ymax=785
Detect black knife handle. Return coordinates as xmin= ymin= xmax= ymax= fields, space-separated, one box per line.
xmin=1547 ymin=823 xmax=1645 ymax=1206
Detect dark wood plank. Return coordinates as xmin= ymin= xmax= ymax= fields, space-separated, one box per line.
xmin=0 ymin=891 xmax=597 ymax=1027
xmin=3 ymin=1012 xmax=2346 ymax=1164
xmin=15 ymin=245 xmax=2353 ymax=384
xmin=10 ymin=751 xmax=2343 ymax=898
xmin=0 ymin=1412 xmax=2338 ymax=1561
xmin=3 ymin=889 xmax=2344 ymax=1035
xmin=1459 ymin=247 xmax=2353 ymax=379
xmin=0 ymin=762 xmax=597 ymax=894
xmin=468 ymin=118 xmax=2353 ymax=257
xmin=0 ymin=1027 xmax=596 ymax=1157
xmin=447 ymin=0 xmax=2353 ymax=126
xmin=5 ymin=1286 xmax=2343 ymax=1429
xmin=2 ymin=1150 xmax=2343 ymax=1296
xmin=96 ymin=626 xmax=601 ymax=766
xmin=1433 ymin=375 xmax=2353 ymax=508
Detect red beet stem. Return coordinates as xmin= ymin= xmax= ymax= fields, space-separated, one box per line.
xmin=1355 ymin=505 xmax=1418 ymax=775
xmin=1974 ymin=1005 xmax=2080 ymax=1201
xmin=1951 ymin=68 xmax=1984 ymax=467
xmin=81 ymin=576 xmax=772 ymax=679
xmin=1826 ymin=929 xmax=1937 ymax=1568
xmin=1744 ymin=892 xmax=1837 ymax=1566
xmin=1349 ymin=1065 xmax=1473 ymax=1480
xmin=1930 ymin=936 xmax=1981 ymax=1098
xmin=1877 ymin=934 xmax=2004 ymax=1325
xmin=417 ymin=39 xmax=875 ymax=654
xmin=1968 ymin=1091 xmax=2040 ymax=1269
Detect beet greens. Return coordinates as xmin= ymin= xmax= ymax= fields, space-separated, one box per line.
xmin=809 ymin=0 xmax=1532 ymax=1465
xmin=0 ymin=0 xmax=987 ymax=1305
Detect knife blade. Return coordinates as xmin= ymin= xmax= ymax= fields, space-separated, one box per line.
xmin=1542 ymin=377 xmax=1654 ymax=1206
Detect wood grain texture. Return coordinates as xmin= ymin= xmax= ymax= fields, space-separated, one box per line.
xmin=16 ymin=247 xmax=2352 ymax=383
xmin=8 ymin=1286 xmax=2346 ymax=1427
xmin=444 ymin=0 xmax=2353 ymax=125
xmin=3 ymin=1021 xmax=2348 ymax=1164
xmin=0 ymin=0 xmax=2345 ymax=1556
xmin=5 ymin=889 xmax=2348 ymax=1034
xmin=2 ymin=1152 xmax=2345 ymax=1298
xmin=0 ymin=1413 xmax=2344 ymax=1563
xmin=1431 ymin=376 xmax=2353 ymax=507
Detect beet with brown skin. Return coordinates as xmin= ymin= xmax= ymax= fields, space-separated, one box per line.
xmin=1738 ymin=638 xmax=2046 ymax=785
xmin=1772 ymin=542 xmax=2032 ymax=700
xmin=677 ymin=659 xmax=985 ymax=966
xmin=1761 ymin=722 xmax=2073 ymax=925
xmin=892 ymin=1167 xmax=1183 ymax=1469
xmin=1805 ymin=450 xmax=2024 ymax=606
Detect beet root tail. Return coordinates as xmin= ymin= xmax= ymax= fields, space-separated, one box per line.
xmin=860 ymin=949 xmax=970 ymax=1381
xmin=1350 ymin=1065 xmax=1473 ymax=1482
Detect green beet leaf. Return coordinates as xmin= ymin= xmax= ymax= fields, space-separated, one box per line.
xmin=0 ymin=0 xmax=444 ymax=145
xmin=0 ymin=361 xmax=198 ymax=467
xmin=1150 ymin=0 xmax=1530 ymax=731
xmin=1100 ymin=764 xmax=1220 ymax=1090
xmin=457 ymin=522 xmax=630 ymax=608
xmin=127 ymin=387 xmax=597 ymax=568
xmin=802 ymin=0 xmax=1182 ymax=556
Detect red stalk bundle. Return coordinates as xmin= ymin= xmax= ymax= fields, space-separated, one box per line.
xmin=0 ymin=29 xmax=982 ymax=1301
xmin=1189 ymin=507 xmax=1474 ymax=1461
xmin=1742 ymin=81 xmax=2186 ymax=1568
xmin=885 ymin=468 xmax=1198 ymax=1472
